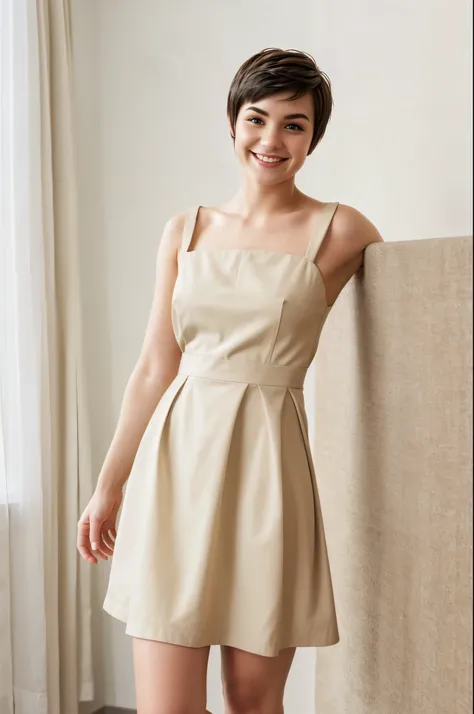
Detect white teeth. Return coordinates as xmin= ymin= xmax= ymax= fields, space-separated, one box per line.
xmin=255 ymin=153 xmax=284 ymax=163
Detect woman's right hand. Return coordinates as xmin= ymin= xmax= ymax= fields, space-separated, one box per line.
xmin=77 ymin=485 xmax=123 ymax=564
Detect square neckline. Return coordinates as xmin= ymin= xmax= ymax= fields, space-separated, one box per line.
xmin=179 ymin=203 xmax=340 ymax=309
xmin=182 ymin=203 xmax=338 ymax=261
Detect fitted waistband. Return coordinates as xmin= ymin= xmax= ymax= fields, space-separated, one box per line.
xmin=178 ymin=353 xmax=306 ymax=389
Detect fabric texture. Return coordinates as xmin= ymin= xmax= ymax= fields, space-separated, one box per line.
xmin=0 ymin=1 xmax=94 ymax=712
xmin=312 ymin=236 xmax=473 ymax=713
xmin=103 ymin=202 xmax=341 ymax=657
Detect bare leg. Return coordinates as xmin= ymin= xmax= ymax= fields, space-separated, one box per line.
xmin=132 ymin=637 xmax=211 ymax=714
xmin=220 ymin=645 xmax=296 ymax=714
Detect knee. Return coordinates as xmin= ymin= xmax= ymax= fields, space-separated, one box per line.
xmin=222 ymin=678 xmax=277 ymax=714
xmin=223 ymin=682 xmax=259 ymax=713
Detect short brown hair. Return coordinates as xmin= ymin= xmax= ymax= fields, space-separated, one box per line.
xmin=227 ymin=47 xmax=334 ymax=156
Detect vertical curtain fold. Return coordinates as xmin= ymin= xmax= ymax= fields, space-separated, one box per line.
xmin=0 ymin=1 xmax=94 ymax=712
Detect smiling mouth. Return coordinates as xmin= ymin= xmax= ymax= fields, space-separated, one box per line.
xmin=250 ymin=151 xmax=288 ymax=163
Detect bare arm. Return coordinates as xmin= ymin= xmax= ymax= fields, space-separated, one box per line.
xmin=96 ymin=212 xmax=186 ymax=495
xmin=334 ymin=204 xmax=384 ymax=268
xmin=316 ymin=204 xmax=384 ymax=306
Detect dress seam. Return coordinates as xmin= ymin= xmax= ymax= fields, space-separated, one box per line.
xmin=266 ymin=299 xmax=286 ymax=364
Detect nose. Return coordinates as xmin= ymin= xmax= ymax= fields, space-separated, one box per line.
xmin=261 ymin=126 xmax=282 ymax=151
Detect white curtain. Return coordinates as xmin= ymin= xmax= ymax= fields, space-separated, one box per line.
xmin=0 ymin=1 xmax=94 ymax=712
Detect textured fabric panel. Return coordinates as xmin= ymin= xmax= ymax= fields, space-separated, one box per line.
xmin=313 ymin=236 xmax=472 ymax=714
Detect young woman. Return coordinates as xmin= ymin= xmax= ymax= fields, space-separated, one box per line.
xmin=78 ymin=47 xmax=383 ymax=713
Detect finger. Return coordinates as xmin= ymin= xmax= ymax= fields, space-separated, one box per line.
xmin=93 ymin=536 xmax=112 ymax=560
xmin=77 ymin=532 xmax=97 ymax=564
xmin=77 ymin=517 xmax=89 ymax=542
xmin=89 ymin=517 xmax=103 ymax=554
xmin=102 ymin=531 xmax=115 ymax=551
xmin=93 ymin=549 xmax=109 ymax=561
xmin=77 ymin=519 xmax=96 ymax=562
xmin=77 ymin=544 xmax=98 ymax=564
xmin=99 ymin=537 xmax=114 ymax=556
xmin=102 ymin=524 xmax=117 ymax=541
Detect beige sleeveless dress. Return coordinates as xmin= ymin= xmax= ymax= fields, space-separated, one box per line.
xmin=103 ymin=202 xmax=340 ymax=656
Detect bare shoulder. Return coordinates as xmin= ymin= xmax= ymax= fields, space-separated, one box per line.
xmin=156 ymin=211 xmax=189 ymax=260
xmin=332 ymin=203 xmax=384 ymax=251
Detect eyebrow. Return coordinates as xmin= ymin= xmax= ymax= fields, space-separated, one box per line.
xmin=244 ymin=106 xmax=311 ymax=122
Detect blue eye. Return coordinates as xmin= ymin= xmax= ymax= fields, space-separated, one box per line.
xmin=246 ymin=117 xmax=303 ymax=132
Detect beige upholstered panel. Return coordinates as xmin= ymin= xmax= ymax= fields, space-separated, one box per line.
xmin=312 ymin=237 xmax=473 ymax=714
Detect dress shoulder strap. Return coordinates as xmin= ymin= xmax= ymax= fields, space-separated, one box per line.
xmin=180 ymin=205 xmax=201 ymax=254
xmin=304 ymin=202 xmax=339 ymax=263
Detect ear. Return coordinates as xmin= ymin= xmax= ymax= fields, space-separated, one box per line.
xmin=227 ymin=115 xmax=235 ymax=139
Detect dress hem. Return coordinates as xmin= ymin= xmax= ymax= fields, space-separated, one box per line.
xmin=103 ymin=596 xmax=340 ymax=658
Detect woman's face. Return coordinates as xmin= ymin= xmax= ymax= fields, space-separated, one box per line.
xmin=229 ymin=91 xmax=315 ymax=182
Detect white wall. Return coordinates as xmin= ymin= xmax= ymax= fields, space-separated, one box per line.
xmin=72 ymin=0 xmax=472 ymax=711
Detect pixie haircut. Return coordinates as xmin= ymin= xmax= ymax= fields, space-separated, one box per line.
xmin=227 ymin=47 xmax=333 ymax=156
